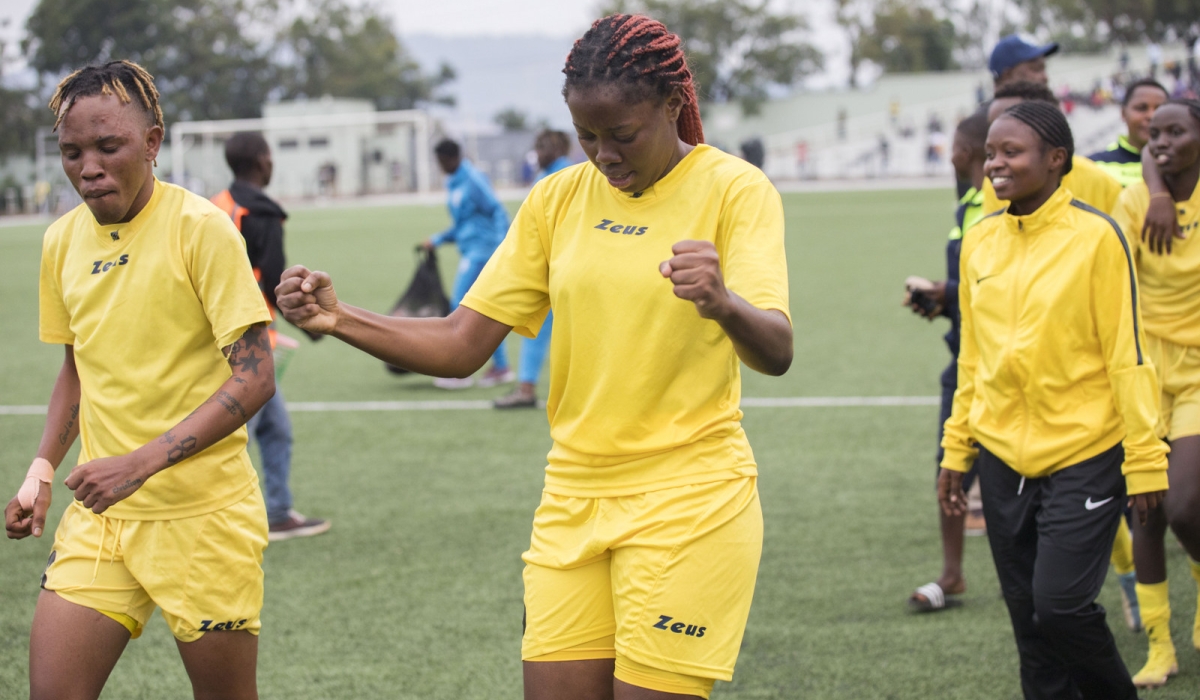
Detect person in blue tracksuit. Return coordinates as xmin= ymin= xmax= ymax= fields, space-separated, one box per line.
xmin=424 ymin=138 xmax=513 ymax=389
xmin=495 ymin=130 xmax=574 ymax=408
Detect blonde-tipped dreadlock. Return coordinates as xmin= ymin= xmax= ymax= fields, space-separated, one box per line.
xmin=48 ymin=60 xmax=164 ymax=132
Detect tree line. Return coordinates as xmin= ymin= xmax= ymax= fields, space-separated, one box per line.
xmin=2 ymin=0 xmax=1199 ymax=159
xmin=0 ymin=0 xmax=455 ymax=157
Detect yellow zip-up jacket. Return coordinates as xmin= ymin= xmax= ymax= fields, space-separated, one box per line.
xmin=983 ymin=155 xmax=1123 ymax=215
xmin=941 ymin=186 xmax=1168 ymax=494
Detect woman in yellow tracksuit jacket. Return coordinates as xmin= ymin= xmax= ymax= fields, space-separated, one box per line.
xmin=940 ymin=100 xmax=1168 ymax=700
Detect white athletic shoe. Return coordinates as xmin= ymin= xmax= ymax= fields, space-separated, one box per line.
xmin=433 ymin=376 xmax=475 ymax=390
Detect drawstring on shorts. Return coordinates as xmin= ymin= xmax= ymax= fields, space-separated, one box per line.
xmin=89 ymin=514 xmax=124 ymax=585
xmin=1018 ymin=476 xmax=1026 ymax=496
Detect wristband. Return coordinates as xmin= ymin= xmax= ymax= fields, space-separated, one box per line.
xmin=16 ymin=458 xmax=54 ymax=511
xmin=1150 ymin=192 xmax=1173 ymax=201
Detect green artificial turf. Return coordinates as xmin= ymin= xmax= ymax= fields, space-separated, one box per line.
xmin=1 ymin=190 xmax=1197 ymax=698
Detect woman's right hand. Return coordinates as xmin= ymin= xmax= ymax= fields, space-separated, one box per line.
xmin=937 ymin=468 xmax=967 ymax=517
xmin=5 ymin=487 xmax=52 ymax=540
xmin=275 ymin=265 xmax=341 ymax=335
xmin=1143 ymin=196 xmax=1184 ymax=255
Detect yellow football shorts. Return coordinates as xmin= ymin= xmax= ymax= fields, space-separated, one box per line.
xmin=1146 ymin=333 xmax=1200 ymax=441
xmin=41 ymin=485 xmax=268 ymax=643
xmin=522 ymin=477 xmax=762 ymax=698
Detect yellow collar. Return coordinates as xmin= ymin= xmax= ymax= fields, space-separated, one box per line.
xmin=1002 ymin=185 xmax=1073 ymax=235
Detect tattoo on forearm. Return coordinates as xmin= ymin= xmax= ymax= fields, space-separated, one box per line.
xmin=112 ymin=478 xmax=142 ymax=495
xmin=214 ymin=390 xmax=247 ymax=419
xmin=57 ymin=403 xmax=79 ymax=445
xmin=166 ymin=436 xmax=198 ymax=465
xmin=226 ymin=324 xmax=270 ymax=377
xmin=159 ymin=429 xmax=176 ymax=445
xmin=232 ymin=377 xmax=247 ymax=385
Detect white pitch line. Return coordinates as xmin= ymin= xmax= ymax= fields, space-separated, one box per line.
xmin=0 ymin=396 xmax=939 ymax=416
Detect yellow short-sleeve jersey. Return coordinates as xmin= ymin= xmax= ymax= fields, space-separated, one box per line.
xmin=462 ymin=145 xmax=790 ymax=497
xmin=1112 ymin=181 xmax=1200 ymax=347
xmin=982 ymin=155 xmax=1123 ymax=215
xmin=39 ymin=180 xmax=272 ymax=520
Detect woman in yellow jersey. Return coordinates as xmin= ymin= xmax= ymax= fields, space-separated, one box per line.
xmin=277 ymin=14 xmax=791 ymax=700
xmin=941 ymin=101 xmax=1167 ymax=699
xmin=981 ymin=81 xmax=1123 ymax=215
xmin=1111 ymin=99 xmax=1200 ymax=689
xmin=4 ymin=62 xmax=274 ymax=700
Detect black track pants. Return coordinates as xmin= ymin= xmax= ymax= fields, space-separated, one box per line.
xmin=977 ymin=443 xmax=1137 ymax=700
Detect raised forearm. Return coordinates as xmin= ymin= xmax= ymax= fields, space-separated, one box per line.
xmin=60 ymin=326 xmax=276 ymax=513
xmin=35 ymin=347 xmax=81 ymax=469
xmin=146 ymin=369 xmax=273 ymax=475
xmin=331 ymin=304 xmax=507 ymax=378
xmin=1143 ymin=146 xmax=1166 ymax=193
xmin=714 ymin=295 xmax=793 ymax=376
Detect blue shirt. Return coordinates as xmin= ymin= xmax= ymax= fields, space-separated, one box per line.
xmin=536 ymin=156 xmax=573 ymax=183
xmin=432 ymin=159 xmax=510 ymax=261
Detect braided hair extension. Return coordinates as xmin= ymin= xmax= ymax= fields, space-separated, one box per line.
xmin=563 ymin=14 xmax=704 ymax=146
xmin=1002 ymin=100 xmax=1074 ymax=176
xmin=48 ymin=60 xmax=163 ymax=133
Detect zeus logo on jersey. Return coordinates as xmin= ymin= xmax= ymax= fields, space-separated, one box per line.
xmin=594 ymin=219 xmax=648 ymax=236
xmin=91 ymin=255 xmax=129 ymax=274
xmin=198 ymin=618 xmax=249 ymax=632
xmin=653 ymin=615 xmax=707 ymax=638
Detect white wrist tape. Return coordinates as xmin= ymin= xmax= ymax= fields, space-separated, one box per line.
xmin=16 ymin=458 xmax=54 ymax=511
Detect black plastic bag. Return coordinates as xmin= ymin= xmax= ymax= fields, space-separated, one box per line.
xmin=385 ymin=246 xmax=451 ymax=375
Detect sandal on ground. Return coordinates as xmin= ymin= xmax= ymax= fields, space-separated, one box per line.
xmin=908 ymin=582 xmax=963 ymax=613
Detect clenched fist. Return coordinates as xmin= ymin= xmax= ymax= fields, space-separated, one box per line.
xmin=275 ymin=265 xmax=341 ymax=335
xmin=659 ymin=240 xmax=733 ymax=320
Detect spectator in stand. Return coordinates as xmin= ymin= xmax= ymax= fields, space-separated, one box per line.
xmin=495 ymin=130 xmax=573 ymax=409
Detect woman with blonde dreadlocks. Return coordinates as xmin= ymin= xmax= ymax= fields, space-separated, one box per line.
xmin=276 ymin=14 xmax=792 ymax=699
xmin=4 ymin=60 xmax=274 ymax=699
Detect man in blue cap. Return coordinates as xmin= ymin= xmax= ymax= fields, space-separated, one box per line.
xmin=990 ymin=34 xmax=1058 ymax=89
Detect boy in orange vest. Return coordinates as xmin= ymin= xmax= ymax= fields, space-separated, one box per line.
xmin=213 ymin=131 xmax=330 ymax=541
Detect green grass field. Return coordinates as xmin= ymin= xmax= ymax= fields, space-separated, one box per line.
xmin=1 ymin=189 xmax=1197 ymax=698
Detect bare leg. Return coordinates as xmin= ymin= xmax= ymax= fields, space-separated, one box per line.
xmin=614 ymin=678 xmax=705 ymax=699
xmin=525 ymin=659 xmax=615 ymax=700
xmin=1163 ymin=436 xmax=1200 ymax=560
xmin=1133 ymin=501 xmax=1169 ymax=584
xmin=176 ymin=631 xmax=258 ymax=700
xmin=937 ymin=508 xmax=967 ymax=594
xmin=30 ymin=590 xmax=130 ymax=700
xmin=523 ymin=660 xmax=705 ymax=700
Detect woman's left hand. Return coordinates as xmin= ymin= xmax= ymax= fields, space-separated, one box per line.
xmin=660 ymin=240 xmax=733 ymax=320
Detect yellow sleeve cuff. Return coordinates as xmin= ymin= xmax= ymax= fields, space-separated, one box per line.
xmin=939 ymin=446 xmax=976 ymax=474
xmin=1125 ymin=469 xmax=1168 ymax=496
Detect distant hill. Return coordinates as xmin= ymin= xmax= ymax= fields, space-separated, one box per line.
xmin=403 ymin=33 xmax=576 ymax=132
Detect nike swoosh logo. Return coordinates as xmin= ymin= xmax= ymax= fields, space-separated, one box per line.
xmin=976 ymin=274 xmax=997 ymax=284
xmin=1085 ymin=496 xmax=1115 ymax=510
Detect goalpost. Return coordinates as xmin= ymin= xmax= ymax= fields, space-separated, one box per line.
xmin=170 ymin=106 xmax=435 ymax=200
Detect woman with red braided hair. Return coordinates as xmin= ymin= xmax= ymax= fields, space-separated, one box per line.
xmin=277 ymin=14 xmax=792 ymax=698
